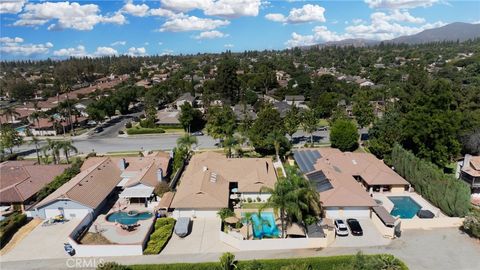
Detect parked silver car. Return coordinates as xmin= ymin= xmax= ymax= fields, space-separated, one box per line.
xmin=334 ymin=219 xmax=349 ymax=236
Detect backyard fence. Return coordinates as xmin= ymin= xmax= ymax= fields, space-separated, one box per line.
xmin=390 ymin=144 xmax=470 ymax=217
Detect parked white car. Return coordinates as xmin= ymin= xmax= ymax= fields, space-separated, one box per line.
xmin=334 ymin=219 xmax=349 ymax=236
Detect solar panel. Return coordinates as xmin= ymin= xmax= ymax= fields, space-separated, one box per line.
xmin=306 ymin=170 xmax=333 ymax=192
xmin=293 ymin=150 xmax=322 ymax=173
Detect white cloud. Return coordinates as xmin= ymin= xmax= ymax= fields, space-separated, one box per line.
xmin=160 ymin=15 xmax=229 ymax=32
xmin=53 ymin=45 xmax=88 ymax=57
xmin=204 ymin=0 xmax=261 ymax=18
xmin=14 ymin=2 xmax=126 ymax=31
xmin=285 ymin=14 xmax=446 ymax=47
xmin=111 ymin=41 xmax=126 ymax=46
xmin=160 ymin=0 xmax=261 ymax=18
xmin=127 ymin=47 xmax=147 ymax=56
xmin=364 ymin=0 xmax=439 ymax=9
xmin=224 ymin=43 xmax=234 ymax=48
xmin=265 ymin=4 xmax=325 ymax=24
xmin=194 ymin=30 xmax=228 ymax=39
xmin=158 ymin=42 xmax=163 ymax=45
xmin=121 ymin=0 xmax=149 ymax=17
xmin=0 ymin=37 xmax=24 ymax=43
xmin=0 ymin=36 xmax=53 ymax=56
xmin=352 ymin=18 xmax=365 ymax=25
xmin=160 ymin=0 xmax=210 ymax=12
xmin=94 ymin=46 xmax=118 ymax=56
xmin=149 ymin=7 xmax=179 ymax=18
xmin=371 ymin=10 xmax=425 ymax=24
xmin=160 ymin=49 xmax=174 ymax=55
xmin=0 ymin=0 xmax=26 ymax=14
xmin=265 ymin=13 xmax=285 ymax=22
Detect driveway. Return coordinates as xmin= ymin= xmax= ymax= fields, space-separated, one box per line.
xmin=331 ymin=218 xmax=391 ymax=247
xmin=0 ymin=219 xmax=82 ymax=261
xmin=161 ymin=218 xmax=236 ymax=254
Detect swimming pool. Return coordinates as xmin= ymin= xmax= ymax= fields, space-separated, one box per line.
xmin=388 ymin=196 xmax=421 ymax=219
xmin=244 ymin=212 xmax=280 ymax=238
xmin=106 ymin=211 xmax=153 ymax=225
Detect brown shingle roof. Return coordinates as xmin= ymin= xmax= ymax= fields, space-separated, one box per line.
xmin=171 ymin=152 xmax=277 ymax=209
xmin=35 ymin=158 xmax=121 ymax=209
xmin=0 ymin=161 xmax=69 ymax=203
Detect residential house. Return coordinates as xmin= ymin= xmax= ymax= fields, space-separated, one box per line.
xmin=0 ymin=161 xmax=70 ymax=211
xmin=273 ymin=101 xmax=292 ymax=117
xmin=284 ymin=95 xmax=305 ymax=107
xmin=30 ymin=152 xmax=170 ymax=219
xmin=175 ymin=93 xmax=196 ymax=108
xmin=171 ymin=152 xmax=278 ymax=218
xmin=293 ymin=148 xmax=410 ymax=219
xmin=457 ymin=154 xmax=480 ymax=193
xmin=232 ymin=104 xmax=257 ymax=121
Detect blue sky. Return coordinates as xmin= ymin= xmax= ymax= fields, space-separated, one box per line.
xmin=1 ymin=0 xmax=479 ymax=60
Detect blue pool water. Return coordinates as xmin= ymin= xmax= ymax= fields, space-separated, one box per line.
xmin=15 ymin=126 xmax=27 ymax=133
xmin=244 ymin=212 xmax=280 ymax=238
xmin=389 ymin=196 xmax=421 ymax=219
xmin=106 ymin=211 xmax=153 ymax=225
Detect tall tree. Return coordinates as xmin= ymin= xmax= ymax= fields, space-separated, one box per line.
xmin=179 ymin=103 xmax=204 ymax=132
xmin=330 ymin=119 xmax=359 ymax=152
xmin=216 ymin=54 xmax=240 ymax=104
xmin=301 ymin=109 xmax=318 ymax=145
xmin=0 ymin=126 xmax=23 ymax=154
xmin=176 ymin=134 xmax=198 ymax=153
xmin=353 ymin=93 xmax=375 ymax=128
xmin=284 ymin=105 xmax=300 ymax=142
xmin=206 ymin=106 xmax=236 ymax=141
xmin=248 ymin=104 xmax=289 ymax=155
xmin=57 ymin=140 xmax=78 ymax=164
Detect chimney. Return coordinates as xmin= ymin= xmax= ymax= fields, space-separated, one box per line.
xmin=157 ymin=168 xmax=164 ymax=182
xmin=118 ymin=158 xmax=126 ymax=170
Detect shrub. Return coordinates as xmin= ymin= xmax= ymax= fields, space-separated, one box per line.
xmin=143 ymin=218 xmax=175 ymax=255
xmin=462 ymin=209 xmax=480 ymax=239
xmin=35 ymin=159 xmax=83 ymax=202
xmin=126 ymin=127 xmax=165 ymax=135
xmin=0 ymin=213 xmax=28 ymax=248
xmin=118 ymin=130 xmax=124 ymax=135
xmin=125 ymin=122 xmax=132 ymax=128
xmin=247 ymin=197 xmax=253 ymax=203
xmin=217 ymin=208 xmax=235 ymax=220
xmin=219 ymin=252 xmax=237 ymax=270
xmin=98 ymin=262 xmax=131 ymax=270
xmin=154 ymin=182 xmax=170 ymax=197
xmin=390 ymin=144 xmax=470 ymax=217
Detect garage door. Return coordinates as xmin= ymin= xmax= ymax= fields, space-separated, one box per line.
xmin=325 ymin=207 xmax=370 ymax=218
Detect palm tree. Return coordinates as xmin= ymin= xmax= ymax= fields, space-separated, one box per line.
xmin=29 ymin=111 xmax=43 ymax=136
xmin=288 ymin=167 xmax=322 ymax=218
xmin=242 ymin=212 xmax=254 ymax=240
xmin=261 ymin=179 xmax=302 ymax=238
xmin=57 ymin=140 xmax=78 ymax=164
xmin=42 ymin=139 xmax=58 ymax=164
xmin=176 ymin=133 xmax=198 ymax=153
xmin=301 ymin=109 xmax=318 ymax=145
xmin=60 ymin=84 xmax=75 ymax=136
xmin=1 ymin=107 xmax=20 ymax=124
xmin=30 ymin=136 xmax=41 ymax=164
xmin=268 ymin=129 xmax=285 ymax=162
xmin=222 ymin=136 xmax=238 ymax=158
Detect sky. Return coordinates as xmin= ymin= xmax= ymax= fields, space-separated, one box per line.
xmin=0 ymin=0 xmax=479 ymax=60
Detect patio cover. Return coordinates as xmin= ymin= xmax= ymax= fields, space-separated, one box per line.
xmin=372 ymin=206 xmax=396 ymax=227
xmin=119 ymin=186 xmax=154 ymax=198
xmin=157 ymin=192 xmax=175 ymax=210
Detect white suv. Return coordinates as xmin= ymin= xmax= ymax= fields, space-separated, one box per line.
xmin=335 ymin=219 xmax=349 ymax=236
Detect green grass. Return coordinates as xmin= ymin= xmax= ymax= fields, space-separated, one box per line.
xmin=318 ymin=118 xmax=329 ymax=127
xmin=143 ymin=218 xmax=175 ymax=255
xmin=241 ymin=202 xmax=266 ymax=209
xmin=129 ymin=254 xmax=409 ymax=270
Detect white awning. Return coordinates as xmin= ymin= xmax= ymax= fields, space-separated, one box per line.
xmin=119 ymin=186 xmax=154 ymax=198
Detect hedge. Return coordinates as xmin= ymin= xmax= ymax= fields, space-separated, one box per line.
xmin=126 ymin=254 xmax=408 ymax=270
xmin=126 ymin=127 xmax=165 ymax=135
xmin=35 ymin=159 xmax=83 ymax=203
xmin=463 ymin=208 xmax=480 ymax=239
xmin=0 ymin=212 xmax=28 ymax=249
xmin=390 ymin=144 xmax=470 ymax=217
xmin=143 ymin=218 xmax=175 ymax=255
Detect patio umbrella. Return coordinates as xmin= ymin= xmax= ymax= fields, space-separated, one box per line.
xmin=286 ymin=223 xmax=306 ymax=237
xmin=417 ymin=209 xmax=435 ymax=219
xmin=224 ymin=216 xmax=240 ymax=224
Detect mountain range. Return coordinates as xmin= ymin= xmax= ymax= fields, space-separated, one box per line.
xmin=314 ymin=22 xmax=480 ymax=48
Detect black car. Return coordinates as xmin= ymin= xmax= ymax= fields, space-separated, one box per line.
xmin=346 ymin=218 xmax=363 ymax=236
xmin=94 ymin=127 xmax=104 ymax=133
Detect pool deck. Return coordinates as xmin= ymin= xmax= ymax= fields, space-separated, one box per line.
xmin=88 ymin=200 xmax=159 ymax=244
xmin=373 ymin=191 xmax=446 ymax=219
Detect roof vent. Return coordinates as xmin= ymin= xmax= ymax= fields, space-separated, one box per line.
xmin=210 ymin=172 xmax=217 ymax=183
xmin=203 ymin=166 xmax=208 ymax=172
xmin=352 ymin=159 xmax=357 ymax=165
